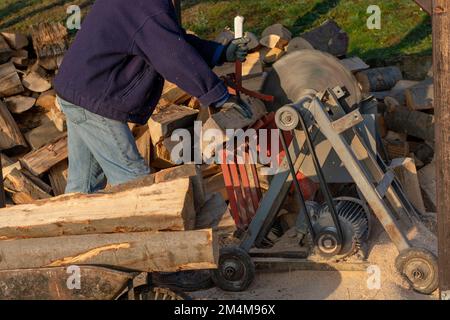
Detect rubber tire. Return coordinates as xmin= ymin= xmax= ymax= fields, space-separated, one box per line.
xmin=395 ymin=247 xmax=439 ymax=295
xmin=211 ymin=247 xmax=255 ymax=292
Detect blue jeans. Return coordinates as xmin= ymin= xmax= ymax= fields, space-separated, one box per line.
xmin=58 ymin=97 xmax=150 ymax=194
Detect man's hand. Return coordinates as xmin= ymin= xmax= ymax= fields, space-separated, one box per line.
xmin=225 ymin=37 xmax=250 ymax=62
xmin=221 ymin=95 xmax=253 ymax=119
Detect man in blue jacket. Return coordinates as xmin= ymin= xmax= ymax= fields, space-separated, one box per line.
xmin=55 ymin=0 xmax=249 ymax=194
xmin=54 ymin=0 xmax=249 ymax=291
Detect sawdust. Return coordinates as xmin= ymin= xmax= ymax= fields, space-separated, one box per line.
xmin=192 ymin=218 xmax=438 ymax=300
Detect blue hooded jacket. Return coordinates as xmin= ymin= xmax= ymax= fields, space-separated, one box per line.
xmin=54 ymin=0 xmax=228 ymax=124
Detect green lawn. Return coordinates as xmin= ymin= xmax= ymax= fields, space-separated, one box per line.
xmin=0 ymin=0 xmax=432 ymax=62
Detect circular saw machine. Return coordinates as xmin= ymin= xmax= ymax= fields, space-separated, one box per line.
xmin=213 ymin=49 xmax=438 ymax=295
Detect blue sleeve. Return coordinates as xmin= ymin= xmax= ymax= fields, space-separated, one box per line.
xmin=132 ymin=11 xmax=229 ymax=107
xmin=184 ymin=33 xmax=226 ymax=67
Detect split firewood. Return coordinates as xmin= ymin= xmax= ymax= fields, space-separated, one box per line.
xmin=22 ymin=69 xmax=52 ymax=93
xmin=0 ymin=101 xmax=28 ymax=150
xmin=3 ymin=168 xmax=51 ymax=204
xmin=384 ymin=108 xmax=435 ymax=142
xmin=405 ymin=78 xmax=434 ymax=111
xmin=48 ymin=160 xmax=68 ymax=196
xmin=35 ymin=89 xmax=56 ymax=111
xmin=1 ymin=157 xmax=21 ymax=178
xmin=20 ymin=134 xmax=68 ymax=176
xmin=4 ymin=95 xmax=36 ymax=114
xmin=385 ymin=140 xmax=410 ymax=159
xmin=0 ymin=35 xmax=12 ymax=63
xmin=1 ymin=32 xmax=29 ymax=50
xmin=47 ymin=104 xmax=66 ymax=132
xmin=10 ymin=49 xmax=29 ymax=67
xmin=0 ymin=229 xmax=217 ymax=273
xmin=285 ymin=37 xmax=314 ymax=53
xmin=152 ymin=136 xmax=187 ymax=169
xmin=203 ymin=172 xmax=228 ymax=201
xmin=0 ymin=178 xmax=196 ymax=239
xmin=21 ymin=168 xmax=53 ymax=194
xmin=214 ymin=51 xmax=263 ymax=77
xmin=261 ymin=23 xmax=292 ymax=41
xmin=154 ymin=164 xmax=205 ymax=211
xmin=301 ymin=20 xmax=349 ymax=57
xmin=356 ymin=66 xmax=403 ymax=93
xmin=394 ymin=157 xmax=426 ymax=213
xmin=381 ymin=80 xmax=421 ymax=105
xmin=148 ymin=104 xmax=198 ymax=146
xmin=418 ymin=161 xmax=436 ymax=211
xmin=203 ymin=96 xmax=266 ymax=134
xmin=0 ymin=62 xmax=24 ymax=97
xmin=260 ymin=34 xmax=289 ymax=49
xmin=262 ymin=47 xmax=285 ymax=64
xmin=133 ymin=125 xmax=151 ymax=166
xmin=31 ymin=22 xmax=68 ymax=71
xmin=158 ymin=81 xmax=191 ymax=109
xmin=24 ymin=120 xmax=65 ymax=150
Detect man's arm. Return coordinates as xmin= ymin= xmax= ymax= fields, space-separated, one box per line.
xmin=184 ymin=33 xmax=227 ymax=67
xmin=131 ymin=11 xmax=229 ymax=107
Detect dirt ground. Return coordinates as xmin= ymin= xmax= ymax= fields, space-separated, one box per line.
xmin=193 ymin=219 xmax=439 ymax=300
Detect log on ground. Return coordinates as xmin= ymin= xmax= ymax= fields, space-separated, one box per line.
xmin=0 ymin=230 xmax=218 ymax=272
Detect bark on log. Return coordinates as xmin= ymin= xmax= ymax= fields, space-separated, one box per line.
xmin=0 ymin=35 xmax=12 ymax=63
xmin=0 ymin=178 xmax=196 ymax=240
xmin=31 ymin=22 xmax=68 ymax=70
xmin=301 ymin=20 xmax=349 ymax=57
xmin=4 ymin=95 xmax=36 ymax=114
xmin=384 ymin=109 xmax=435 ymax=142
xmin=356 ymin=66 xmax=403 ymax=93
xmin=0 ymin=101 xmax=28 ymax=150
xmin=261 ymin=24 xmax=292 ymax=41
xmin=405 ymin=78 xmax=434 ymax=110
xmin=0 ymin=62 xmax=24 ymax=98
xmin=0 ymin=230 xmax=218 ymax=272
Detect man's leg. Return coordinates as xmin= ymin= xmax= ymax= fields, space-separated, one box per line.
xmin=59 ymin=98 xmax=150 ymax=188
xmin=62 ymin=100 xmax=106 ymax=194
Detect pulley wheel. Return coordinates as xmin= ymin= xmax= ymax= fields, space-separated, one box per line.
xmin=395 ymin=248 xmax=438 ymax=295
xmin=211 ymin=247 xmax=255 ymax=292
xmin=315 ymin=227 xmax=343 ymax=258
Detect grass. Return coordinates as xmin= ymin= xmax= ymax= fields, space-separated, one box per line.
xmin=0 ymin=0 xmax=432 ymax=62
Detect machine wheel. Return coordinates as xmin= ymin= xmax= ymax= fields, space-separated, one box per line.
xmin=211 ymin=247 xmax=255 ymax=292
xmin=395 ymin=248 xmax=438 ymax=295
xmin=275 ymin=105 xmax=300 ymax=131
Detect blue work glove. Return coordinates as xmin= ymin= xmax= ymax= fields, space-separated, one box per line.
xmin=225 ymin=37 xmax=250 ymax=62
xmin=222 ymin=95 xmax=253 ymax=119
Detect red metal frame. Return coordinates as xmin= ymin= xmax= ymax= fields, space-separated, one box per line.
xmin=221 ymin=113 xmax=318 ymax=230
